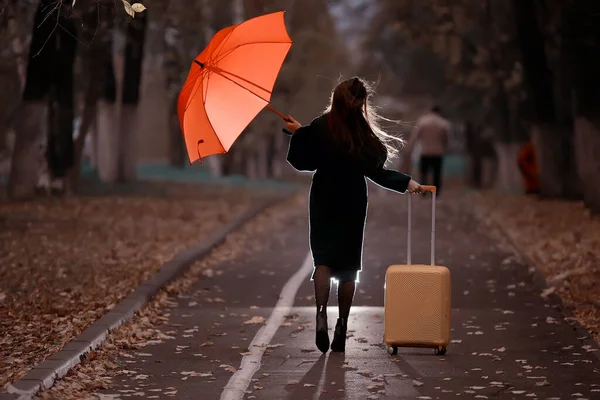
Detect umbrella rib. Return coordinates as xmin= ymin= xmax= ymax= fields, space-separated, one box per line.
xmin=181 ymin=68 xmax=203 ymax=94
xmin=211 ymin=40 xmax=292 ymax=66
xmin=185 ymin=42 xmax=288 ymax=109
xmin=192 ymin=41 xmax=290 ymax=97
xmin=202 ymin=70 xmax=227 ymax=154
xmin=206 ymin=66 xmax=272 ymax=102
xmin=207 ymin=68 xmax=270 ymax=105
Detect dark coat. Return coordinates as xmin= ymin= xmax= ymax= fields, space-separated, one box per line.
xmin=286 ymin=115 xmax=411 ymax=279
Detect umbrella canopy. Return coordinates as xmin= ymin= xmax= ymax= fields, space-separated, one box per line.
xmin=177 ymin=11 xmax=292 ymax=164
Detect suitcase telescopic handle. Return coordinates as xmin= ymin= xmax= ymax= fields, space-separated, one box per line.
xmin=407 ymin=186 xmax=436 ymax=266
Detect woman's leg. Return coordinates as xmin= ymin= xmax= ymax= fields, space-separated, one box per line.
xmin=337 ymin=280 xmax=356 ymax=319
xmin=313 ymin=265 xmax=332 ymax=312
xmin=331 ymin=277 xmax=356 ymax=352
xmin=313 ymin=265 xmax=332 ymax=353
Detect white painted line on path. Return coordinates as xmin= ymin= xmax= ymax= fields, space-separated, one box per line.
xmin=220 ymin=252 xmax=313 ymax=400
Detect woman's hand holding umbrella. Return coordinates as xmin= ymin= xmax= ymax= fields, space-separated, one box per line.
xmin=284 ymin=116 xmax=301 ymax=132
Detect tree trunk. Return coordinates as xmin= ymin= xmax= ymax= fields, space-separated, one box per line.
xmin=67 ymin=3 xmax=114 ymax=191
xmin=266 ymin=133 xmax=277 ymax=178
xmin=0 ymin=61 xmax=21 ymax=160
xmin=201 ymin=0 xmax=225 ymax=177
xmin=530 ymin=124 xmax=567 ymax=197
xmin=95 ymin=32 xmax=118 ymax=182
xmin=561 ymin=0 xmax=600 ymax=211
xmin=7 ymin=0 xmax=60 ymax=199
xmin=527 ymin=122 xmax=580 ymax=199
xmin=513 ymin=0 xmax=571 ymax=198
xmin=45 ymin=12 xmax=77 ymax=194
xmin=272 ymin=128 xmax=286 ymax=178
xmin=493 ymin=142 xmax=520 ymax=193
xmin=573 ymin=117 xmax=600 ymax=213
xmin=7 ymin=102 xmax=46 ymax=199
xmin=163 ymin=3 xmax=187 ymax=168
xmin=561 ymin=124 xmax=582 ymax=200
xmin=69 ymin=68 xmax=99 ymax=192
xmin=118 ymin=12 xmax=148 ymax=182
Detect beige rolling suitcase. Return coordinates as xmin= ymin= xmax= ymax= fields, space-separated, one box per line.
xmin=384 ymin=185 xmax=451 ymax=356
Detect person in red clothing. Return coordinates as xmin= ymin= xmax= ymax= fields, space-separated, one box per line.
xmin=518 ymin=140 xmax=540 ymax=194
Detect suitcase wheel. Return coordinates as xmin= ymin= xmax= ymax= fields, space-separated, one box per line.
xmin=434 ymin=346 xmax=447 ymax=356
xmin=387 ymin=345 xmax=398 ymax=355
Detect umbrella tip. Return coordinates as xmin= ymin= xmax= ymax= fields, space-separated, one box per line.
xmin=193 ymin=60 xmax=205 ymax=68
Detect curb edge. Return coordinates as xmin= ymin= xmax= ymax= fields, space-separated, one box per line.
xmin=1 ymin=191 xmax=295 ymax=400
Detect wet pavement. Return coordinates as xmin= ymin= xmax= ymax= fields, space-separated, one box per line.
xmin=94 ymin=187 xmax=600 ymax=400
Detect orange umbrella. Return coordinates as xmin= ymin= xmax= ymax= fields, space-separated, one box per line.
xmin=177 ymin=11 xmax=292 ymax=164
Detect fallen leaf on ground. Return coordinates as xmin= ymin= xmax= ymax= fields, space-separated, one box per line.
xmin=219 ymin=364 xmax=237 ymax=373
xmin=243 ymin=316 xmax=266 ymax=325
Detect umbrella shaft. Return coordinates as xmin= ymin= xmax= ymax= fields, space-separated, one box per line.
xmin=266 ymin=105 xmax=290 ymax=121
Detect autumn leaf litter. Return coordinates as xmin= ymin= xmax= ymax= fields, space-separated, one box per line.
xmin=33 ymin=193 xmax=301 ymax=399
xmin=0 ymin=181 xmax=271 ymax=390
xmin=475 ymin=193 xmax=600 ymax=344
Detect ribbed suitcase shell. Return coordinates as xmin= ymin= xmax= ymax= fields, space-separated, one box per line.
xmin=383 ymin=187 xmax=451 ymax=354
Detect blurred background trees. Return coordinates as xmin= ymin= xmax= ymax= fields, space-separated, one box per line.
xmin=0 ymin=0 xmax=599 ymax=212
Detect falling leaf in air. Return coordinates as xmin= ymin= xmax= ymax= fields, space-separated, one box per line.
xmin=122 ymin=1 xmax=135 ymax=17
xmin=131 ymin=3 xmax=147 ymax=12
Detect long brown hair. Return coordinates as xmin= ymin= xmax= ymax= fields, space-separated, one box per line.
xmin=323 ymin=77 xmax=405 ymax=167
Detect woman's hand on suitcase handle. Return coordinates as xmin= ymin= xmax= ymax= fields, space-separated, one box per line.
xmin=407 ymin=179 xmax=424 ymax=194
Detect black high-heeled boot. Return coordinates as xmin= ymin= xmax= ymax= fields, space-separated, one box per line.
xmin=315 ymin=308 xmax=330 ymax=353
xmin=330 ymin=318 xmax=347 ymax=352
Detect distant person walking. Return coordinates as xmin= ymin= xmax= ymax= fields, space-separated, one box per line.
xmin=406 ymin=105 xmax=451 ymax=195
xmin=281 ymin=77 xmax=423 ymax=353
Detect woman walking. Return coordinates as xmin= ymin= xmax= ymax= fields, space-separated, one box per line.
xmin=283 ymin=77 xmax=423 ymax=353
